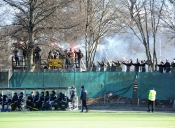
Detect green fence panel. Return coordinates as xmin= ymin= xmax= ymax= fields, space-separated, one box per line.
xmin=0 ymin=72 xmax=9 ymax=87
xmin=138 ymin=72 xmax=175 ymax=100
xmin=74 ymin=72 xmax=106 ymax=98
xmin=9 ymin=72 xmax=136 ymax=98
xmin=94 ymin=72 xmax=136 ymax=98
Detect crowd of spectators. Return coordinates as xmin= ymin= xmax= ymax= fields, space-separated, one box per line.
xmin=0 ymin=91 xmax=69 ymax=111
xmin=93 ymin=58 xmax=175 ymax=73
xmin=0 ymin=92 xmax=24 ymax=112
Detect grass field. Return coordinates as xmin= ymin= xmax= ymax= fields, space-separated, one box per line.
xmin=0 ymin=111 xmax=175 ymax=128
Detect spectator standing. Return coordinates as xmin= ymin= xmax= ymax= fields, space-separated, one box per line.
xmin=113 ymin=60 xmax=122 ymax=72
xmin=77 ymin=49 xmax=83 ymax=68
xmin=80 ymin=86 xmax=88 ymax=113
xmin=147 ymin=87 xmax=156 ymax=112
xmin=140 ymin=60 xmax=146 ymax=72
xmin=171 ymin=58 xmax=175 ymax=72
xmin=33 ymin=46 xmax=41 ymax=64
xmin=111 ymin=61 xmax=116 ymax=72
xmin=14 ymin=48 xmax=20 ymax=66
xmin=132 ymin=59 xmax=140 ymax=72
xmin=91 ymin=63 xmax=96 ymax=72
xmin=22 ymin=48 xmax=27 ymax=60
xmin=97 ymin=60 xmax=106 ymax=72
xmin=122 ymin=59 xmax=132 ymax=72
xmin=70 ymin=84 xmax=77 ymax=110
xmin=164 ymin=59 xmax=170 ymax=73
xmin=69 ymin=48 xmax=75 ymax=66
xmin=106 ymin=61 xmax=111 ymax=72
xmin=157 ymin=61 xmax=164 ymax=73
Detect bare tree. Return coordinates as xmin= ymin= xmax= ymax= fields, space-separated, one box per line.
xmin=2 ymin=0 xmax=74 ymax=71
xmin=83 ymin=0 xmax=120 ymax=69
xmin=115 ymin=0 xmax=166 ymax=71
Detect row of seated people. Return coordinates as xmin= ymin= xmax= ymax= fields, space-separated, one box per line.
xmin=0 ymin=92 xmax=24 ymax=111
xmin=26 ymin=91 xmax=69 ymax=111
xmin=0 ymin=91 xmax=69 ymax=111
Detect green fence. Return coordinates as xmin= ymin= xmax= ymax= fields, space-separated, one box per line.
xmin=9 ymin=72 xmax=175 ymax=100
xmin=9 ymin=72 xmax=136 ymax=98
xmin=0 ymin=72 xmax=8 ymax=87
xmin=138 ymin=72 xmax=175 ymax=100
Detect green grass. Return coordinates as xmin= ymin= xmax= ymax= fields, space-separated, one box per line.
xmin=0 ymin=111 xmax=175 ymax=128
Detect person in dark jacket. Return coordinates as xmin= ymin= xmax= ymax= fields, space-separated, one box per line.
xmin=50 ymin=91 xmax=57 ymax=109
xmin=2 ymin=95 xmax=10 ymax=110
xmin=132 ymin=59 xmax=140 ymax=72
xmin=122 ymin=59 xmax=132 ymax=72
xmin=80 ymin=86 xmax=88 ymax=113
xmin=39 ymin=92 xmax=45 ymax=108
xmin=164 ymin=59 xmax=170 ymax=73
xmin=17 ymin=92 xmax=24 ymax=110
xmin=171 ymin=58 xmax=175 ymax=72
xmin=34 ymin=91 xmax=40 ymax=110
xmin=40 ymin=91 xmax=51 ymax=110
xmin=26 ymin=92 xmax=34 ymax=110
xmin=10 ymin=92 xmax=19 ymax=110
xmin=97 ymin=60 xmax=106 ymax=72
xmin=157 ymin=61 xmax=164 ymax=73
xmin=140 ymin=60 xmax=146 ymax=72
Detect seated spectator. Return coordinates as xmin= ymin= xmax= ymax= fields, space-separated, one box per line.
xmin=50 ymin=91 xmax=57 ymax=109
xmin=40 ymin=91 xmax=51 ymax=110
xmin=10 ymin=92 xmax=19 ymax=111
xmin=17 ymin=92 xmax=25 ymax=111
xmin=33 ymin=91 xmax=40 ymax=110
xmin=26 ymin=92 xmax=34 ymax=110
xmin=39 ymin=91 xmax=45 ymax=109
xmin=2 ymin=94 xmax=10 ymax=110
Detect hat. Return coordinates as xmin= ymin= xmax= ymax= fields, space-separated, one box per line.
xmin=81 ymin=86 xmax=84 ymax=89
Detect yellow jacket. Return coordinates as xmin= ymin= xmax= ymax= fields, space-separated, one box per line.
xmin=148 ymin=90 xmax=156 ymax=101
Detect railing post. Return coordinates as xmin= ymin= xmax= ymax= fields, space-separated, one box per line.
xmin=137 ymin=98 xmax=140 ymax=106
xmin=104 ymin=94 xmax=106 ymax=106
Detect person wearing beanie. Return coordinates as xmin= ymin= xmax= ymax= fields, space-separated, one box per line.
xmin=147 ymin=87 xmax=156 ymax=112
xmin=80 ymin=86 xmax=88 ymax=113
